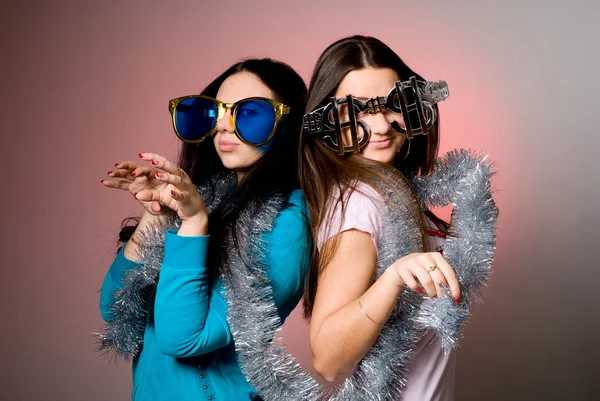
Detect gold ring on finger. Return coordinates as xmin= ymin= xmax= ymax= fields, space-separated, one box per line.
xmin=426 ymin=265 xmax=438 ymax=272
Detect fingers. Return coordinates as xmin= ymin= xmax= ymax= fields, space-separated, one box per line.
xmin=103 ymin=154 xmax=199 ymax=218
xmin=150 ymin=201 xmax=162 ymax=213
xmin=431 ymin=252 xmax=461 ymax=301
xmin=112 ymin=164 xmax=155 ymax=179
xmin=108 ymin=161 xmax=155 ymax=181
xmin=134 ymin=189 xmax=181 ymax=213
xmin=428 ymin=268 xmax=449 ymax=299
xmin=101 ymin=179 xmax=130 ymax=191
xmin=166 ymin=188 xmax=197 ymax=206
xmin=114 ymin=161 xmax=142 ymax=171
xmin=169 ymin=188 xmax=186 ymax=202
xmin=154 ymin=171 xmax=185 ymax=188
xmin=397 ymin=266 xmax=421 ymax=294
xmin=411 ymin=265 xmax=438 ymax=297
xmin=394 ymin=252 xmax=462 ymax=301
xmin=138 ymin=152 xmax=183 ymax=176
xmin=132 ymin=166 xmax=156 ymax=178
xmin=109 ymin=168 xmax=151 ymax=180
xmin=135 ymin=189 xmax=168 ymax=204
xmin=108 ymin=169 xmax=131 ymax=179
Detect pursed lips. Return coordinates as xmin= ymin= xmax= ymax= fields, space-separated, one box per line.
xmin=218 ymin=140 xmax=239 ymax=151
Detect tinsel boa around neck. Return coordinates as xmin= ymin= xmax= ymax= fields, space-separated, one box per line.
xmin=96 ymin=149 xmax=498 ymax=401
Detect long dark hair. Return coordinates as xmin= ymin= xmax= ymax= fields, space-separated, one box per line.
xmin=300 ymin=35 xmax=441 ymax=317
xmin=120 ymin=58 xmax=308 ymax=284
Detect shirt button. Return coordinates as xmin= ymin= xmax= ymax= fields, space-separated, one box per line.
xmin=197 ymin=364 xmax=202 ymax=369
xmin=203 ymin=385 xmax=208 ymax=389
xmin=208 ymin=397 xmax=212 ymax=400
xmin=200 ymin=374 xmax=204 ymax=378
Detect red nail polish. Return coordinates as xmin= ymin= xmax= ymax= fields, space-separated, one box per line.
xmin=134 ymin=192 xmax=138 ymax=198
xmin=107 ymin=171 xmax=113 ymax=175
xmin=131 ymin=172 xmax=137 ymax=177
xmin=100 ymin=180 xmax=105 ymax=184
xmin=155 ymin=172 xmax=161 ymax=178
xmin=416 ymin=288 xmax=423 ymax=294
xmin=151 ymin=159 xmax=157 ymax=165
xmin=170 ymin=190 xmax=175 ymax=196
xmin=454 ymin=297 xmax=461 ymax=304
xmin=114 ymin=163 xmax=119 ymax=167
xmin=138 ymin=153 xmax=143 ymax=158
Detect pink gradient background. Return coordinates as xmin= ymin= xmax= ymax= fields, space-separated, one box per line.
xmin=1 ymin=1 xmax=598 ymax=400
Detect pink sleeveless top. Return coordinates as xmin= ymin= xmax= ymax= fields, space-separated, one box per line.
xmin=318 ymin=184 xmax=456 ymax=401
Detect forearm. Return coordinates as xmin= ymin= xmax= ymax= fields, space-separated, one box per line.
xmin=154 ymin=232 xmax=232 ymax=357
xmin=312 ymin=267 xmax=403 ymax=380
xmin=154 ymin=263 xmax=211 ymax=355
xmin=123 ymin=211 xmax=168 ymax=261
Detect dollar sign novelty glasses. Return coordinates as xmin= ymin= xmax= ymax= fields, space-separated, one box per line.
xmin=303 ymin=77 xmax=449 ymax=155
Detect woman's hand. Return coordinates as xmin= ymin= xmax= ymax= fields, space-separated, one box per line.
xmin=102 ymin=152 xmax=208 ymax=236
xmin=389 ymin=252 xmax=461 ymax=302
xmin=103 ymin=156 xmax=169 ymax=215
xmin=133 ymin=153 xmax=208 ymax=236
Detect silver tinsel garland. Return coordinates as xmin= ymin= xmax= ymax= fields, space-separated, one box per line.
xmin=412 ymin=149 xmax=497 ymax=349
xmin=96 ymin=149 xmax=497 ymax=401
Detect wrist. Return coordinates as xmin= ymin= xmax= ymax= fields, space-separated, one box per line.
xmin=179 ymin=214 xmax=208 ymax=237
xmin=181 ymin=212 xmax=208 ymax=225
xmin=386 ymin=263 xmax=405 ymax=288
xmin=140 ymin=210 xmax=170 ymax=226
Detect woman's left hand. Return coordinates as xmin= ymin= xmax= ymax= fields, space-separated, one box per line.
xmin=135 ymin=153 xmax=208 ymax=235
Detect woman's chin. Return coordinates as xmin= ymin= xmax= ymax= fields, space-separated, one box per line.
xmin=361 ymin=150 xmax=396 ymax=165
xmin=219 ymin=155 xmax=258 ymax=173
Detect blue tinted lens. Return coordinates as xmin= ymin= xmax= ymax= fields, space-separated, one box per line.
xmin=235 ymin=99 xmax=276 ymax=145
xmin=174 ymin=97 xmax=218 ymax=141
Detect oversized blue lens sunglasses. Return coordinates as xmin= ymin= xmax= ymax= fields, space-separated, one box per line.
xmin=169 ymin=95 xmax=291 ymax=146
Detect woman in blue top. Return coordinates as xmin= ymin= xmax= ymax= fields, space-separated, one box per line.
xmin=98 ymin=58 xmax=309 ymax=401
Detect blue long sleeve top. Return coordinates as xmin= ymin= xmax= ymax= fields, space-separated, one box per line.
xmin=99 ymin=190 xmax=310 ymax=401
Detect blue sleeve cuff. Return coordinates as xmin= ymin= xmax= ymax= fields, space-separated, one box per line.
xmin=162 ymin=230 xmax=210 ymax=271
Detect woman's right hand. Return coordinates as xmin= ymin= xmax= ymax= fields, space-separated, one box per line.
xmin=101 ymin=157 xmax=168 ymax=216
xmin=389 ymin=252 xmax=461 ymax=303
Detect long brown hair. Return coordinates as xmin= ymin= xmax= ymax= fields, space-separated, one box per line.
xmin=299 ymin=35 xmax=441 ymax=317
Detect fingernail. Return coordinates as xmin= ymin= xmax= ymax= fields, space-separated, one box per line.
xmin=416 ymin=288 xmax=423 ymax=294
xmin=151 ymin=159 xmax=158 ymax=166
xmin=114 ymin=163 xmax=120 ymax=167
xmin=454 ymin=297 xmax=461 ymax=304
xmin=100 ymin=180 xmax=105 ymax=184
xmin=131 ymin=172 xmax=137 ymax=177
xmin=134 ymin=192 xmax=138 ymax=198
xmin=155 ymin=172 xmax=162 ymax=178
xmin=107 ymin=171 xmax=113 ymax=175
xmin=170 ymin=190 xmax=175 ymax=196
xmin=138 ymin=153 xmax=143 ymax=158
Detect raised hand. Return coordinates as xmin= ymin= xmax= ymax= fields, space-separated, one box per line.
xmin=102 ymin=155 xmax=169 ymax=215
xmin=134 ymin=153 xmax=208 ymax=236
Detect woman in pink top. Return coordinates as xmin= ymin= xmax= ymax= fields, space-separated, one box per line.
xmin=299 ymin=35 xmax=466 ymax=400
